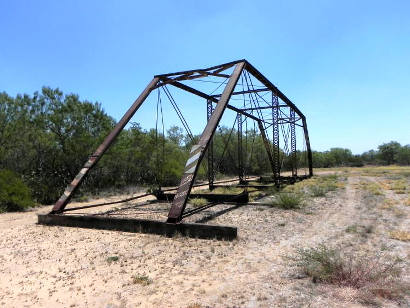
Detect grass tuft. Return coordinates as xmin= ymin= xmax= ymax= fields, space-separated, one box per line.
xmin=189 ymin=198 xmax=208 ymax=208
xmin=357 ymin=181 xmax=384 ymax=196
xmin=186 ymin=304 xmax=202 ymax=308
xmin=309 ymin=185 xmax=328 ymax=197
xmin=380 ymin=198 xmax=398 ymax=209
xmin=389 ymin=179 xmax=407 ymax=192
xmin=198 ymin=186 xmax=244 ymax=195
xmin=271 ymin=192 xmax=305 ymax=209
xmin=132 ymin=274 xmax=152 ymax=286
xmin=345 ymin=225 xmax=358 ymax=233
xmin=106 ymin=256 xmax=119 ymax=263
xmin=389 ymin=230 xmax=410 ymax=242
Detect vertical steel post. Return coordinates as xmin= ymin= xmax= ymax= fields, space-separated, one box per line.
xmin=51 ymin=77 xmax=160 ymax=213
xmin=167 ymin=62 xmax=245 ymax=223
xmin=302 ymin=116 xmax=313 ymax=177
xmin=257 ymin=121 xmax=276 ymax=178
xmin=237 ymin=113 xmax=244 ymax=183
xmin=272 ymin=93 xmax=280 ymax=186
xmin=207 ymin=99 xmax=214 ymax=190
xmin=290 ymin=108 xmax=297 ymax=177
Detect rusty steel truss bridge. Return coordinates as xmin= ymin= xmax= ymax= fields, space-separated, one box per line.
xmin=38 ymin=59 xmax=313 ymax=240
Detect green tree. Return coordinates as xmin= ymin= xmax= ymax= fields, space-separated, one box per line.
xmin=396 ymin=145 xmax=410 ymax=165
xmin=378 ymin=141 xmax=401 ymax=165
xmin=0 ymin=169 xmax=34 ymax=212
xmin=167 ymin=126 xmax=185 ymax=146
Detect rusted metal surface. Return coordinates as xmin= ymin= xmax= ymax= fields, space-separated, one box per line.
xmin=257 ymin=120 xmax=276 ymax=178
xmin=302 ymin=116 xmax=314 ymax=177
xmin=207 ymin=99 xmax=215 ymax=189
xmin=237 ymin=113 xmax=244 ymax=183
xmin=166 ymin=62 xmax=246 ymax=223
xmin=48 ymin=59 xmax=313 ymax=235
xmin=38 ymin=214 xmax=237 ymax=240
xmin=169 ymin=81 xmax=260 ymax=122
xmin=290 ymin=109 xmax=297 ymax=177
xmin=272 ymin=93 xmax=280 ymax=186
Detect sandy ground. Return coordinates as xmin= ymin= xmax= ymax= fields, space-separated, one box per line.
xmin=0 ymin=171 xmax=409 ymax=307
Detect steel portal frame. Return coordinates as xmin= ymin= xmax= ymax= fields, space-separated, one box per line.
xmin=49 ymin=59 xmax=313 ymax=225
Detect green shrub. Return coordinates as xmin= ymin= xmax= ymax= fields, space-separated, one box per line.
xmin=309 ymin=185 xmax=328 ymax=197
xmin=106 ymin=256 xmax=119 ymax=263
xmin=0 ymin=169 xmax=34 ymax=212
xmin=271 ymin=192 xmax=305 ymax=209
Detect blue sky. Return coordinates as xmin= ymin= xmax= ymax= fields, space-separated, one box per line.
xmin=1 ymin=0 xmax=409 ymax=154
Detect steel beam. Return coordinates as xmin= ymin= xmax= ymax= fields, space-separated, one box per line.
xmin=168 ymin=81 xmax=261 ymax=122
xmin=290 ymin=109 xmax=297 ymax=177
xmin=257 ymin=121 xmax=276 ymax=178
xmin=272 ymin=94 xmax=280 ymax=186
xmin=207 ymin=99 xmax=214 ymax=189
xmin=167 ymin=62 xmax=245 ymax=223
xmin=244 ymin=61 xmax=305 ymax=119
xmin=237 ymin=113 xmax=244 ymax=183
xmin=154 ymin=59 xmax=243 ymax=78
xmin=211 ymin=88 xmax=270 ymax=97
xmin=51 ymin=78 xmax=160 ymax=213
xmin=302 ymin=117 xmax=313 ymax=176
xmin=241 ymin=105 xmax=287 ymax=111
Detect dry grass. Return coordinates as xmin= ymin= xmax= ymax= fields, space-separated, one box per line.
xmin=378 ymin=198 xmax=406 ymax=217
xmin=249 ymin=191 xmax=264 ymax=202
xmin=390 ymin=230 xmax=410 ymax=242
xmin=189 ymin=198 xmax=208 ymax=208
xmin=283 ymin=174 xmax=344 ymax=197
xmin=197 ymin=186 xmax=244 ymax=195
xmin=132 ymin=275 xmax=152 ymax=286
xmin=389 ymin=179 xmax=408 ymax=194
xmin=358 ymin=165 xmax=410 ymax=177
xmin=292 ymin=245 xmax=407 ymax=301
xmin=186 ymin=303 xmax=202 ymax=308
xmin=316 ymin=165 xmax=410 ymax=178
xmin=357 ymin=181 xmax=384 ymax=196
xmin=380 ymin=198 xmax=398 ymax=209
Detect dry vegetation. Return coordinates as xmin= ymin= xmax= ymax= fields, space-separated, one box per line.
xmin=0 ymin=166 xmax=409 ymax=307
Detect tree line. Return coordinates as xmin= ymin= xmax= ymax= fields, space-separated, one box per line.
xmin=312 ymin=142 xmax=410 ymax=168
xmin=0 ymin=88 xmax=409 ymax=209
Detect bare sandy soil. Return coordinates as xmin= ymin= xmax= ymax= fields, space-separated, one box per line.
xmin=0 ymin=170 xmax=409 ymax=307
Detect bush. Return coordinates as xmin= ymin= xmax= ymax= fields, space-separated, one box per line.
xmin=0 ymin=169 xmax=34 ymax=212
xmin=271 ymin=192 xmax=305 ymax=209
xmin=309 ymin=185 xmax=328 ymax=197
xmin=292 ymin=244 xmax=407 ymax=300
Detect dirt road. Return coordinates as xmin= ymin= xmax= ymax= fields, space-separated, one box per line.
xmin=0 ymin=171 xmax=408 ymax=307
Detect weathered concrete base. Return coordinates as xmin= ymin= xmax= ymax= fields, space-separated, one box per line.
xmin=38 ymin=214 xmax=237 ymax=240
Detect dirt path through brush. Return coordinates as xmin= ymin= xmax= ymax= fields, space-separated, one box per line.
xmin=0 ymin=172 xmax=408 ymax=307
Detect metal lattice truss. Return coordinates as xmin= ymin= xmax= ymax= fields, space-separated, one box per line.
xmin=50 ymin=60 xmax=313 ymax=224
